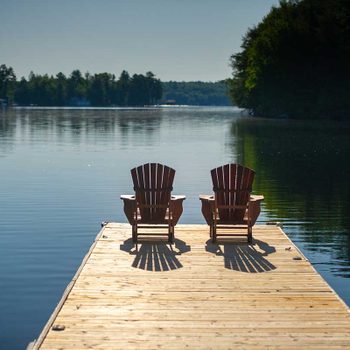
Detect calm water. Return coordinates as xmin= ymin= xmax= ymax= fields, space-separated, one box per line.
xmin=0 ymin=107 xmax=349 ymax=349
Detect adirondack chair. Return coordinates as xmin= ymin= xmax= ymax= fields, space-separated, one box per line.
xmin=121 ymin=163 xmax=185 ymax=246
xmin=199 ymin=164 xmax=264 ymax=243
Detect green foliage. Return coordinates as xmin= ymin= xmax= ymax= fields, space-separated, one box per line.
xmin=162 ymin=81 xmax=231 ymax=106
xmin=7 ymin=66 xmax=229 ymax=107
xmin=8 ymin=68 xmax=162 ymax=107
xmin=228 ymin=0 xmax=350 ymax=119
xmin=128 ymin=72 xmax=162 ymax=106
xmin=4 ymin=65 xmax=230 ymax=107
xmin=0 ymin=64 xmax=16 ymax=103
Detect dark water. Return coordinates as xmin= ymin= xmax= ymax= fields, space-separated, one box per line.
xmin=0 ymin=107 xmax=349 ymax=349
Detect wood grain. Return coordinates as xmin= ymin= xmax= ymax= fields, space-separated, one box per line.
xmin=32 ymin=223 xmax=350 ymax=349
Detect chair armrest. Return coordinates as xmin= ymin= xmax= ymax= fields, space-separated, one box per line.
xmin=120 ymin=195 xmax=136 ymax=225
xmin=250 ymin=194 xmax=264 ymax=202
xmin=120 ymin=195 xmax=135 ymax=201
xmin=170 ymin=195 xmax=185 ymax=225
xmin=248 ymin=194 xmax=264 ymax=226
xmin=171 ymin=195 xmax=186 ymax=201
xmin=199 ymin=195 xmax=214 ymax=225
xmin=199 ymin=194 xmax=214 ymax=201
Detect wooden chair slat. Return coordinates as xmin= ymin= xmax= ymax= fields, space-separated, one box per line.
xmin=230 ymin=164 xmax=237 ymax=221
xmin=136 ymin=164 xmax=147 ymax=221
xmin=234 ymin=164 xmax=245 ymax=222
xmin=150 ymin=163 xmax=156 ymax=220
xmin=210 ymin=168 xmax=218 ymax=190
xmin=138 ymin=204 xmax=169 ymax=209
xmin=144 ymin=163 xmax=151 ymax=218
xmin=216 ymin=166 xmax=226 ymax=220
xmin=213 ymin=189 xmax=251 ymax=194
xmin=155 ymin=164 xmax=160 ymax=216
xmin=216 ymin=204 xmax=247 ymax=210
xmin=223 ymin=164 xmax=230 ymax=219
xmin=160 ymin=165 xmax=169 ymax=220
xmin=156 ymin=164 xmax=163 ymax=217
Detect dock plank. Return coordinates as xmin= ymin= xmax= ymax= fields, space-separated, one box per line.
xmin=33 ymin=224 xmax=350 ymax=349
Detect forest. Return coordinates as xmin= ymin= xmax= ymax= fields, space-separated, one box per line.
xmin=227 ymin=0 xmax=350 ymax=120
xmin=162 ymin=81 xmax=230 ymax=106
xmin=0 ymin=65 xmax=230 ymax=107
xmin=0 ymin=66 xmax=162 ymax=107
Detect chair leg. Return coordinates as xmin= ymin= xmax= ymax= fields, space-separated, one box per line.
xmin=131 ymin=224 xmax=138 ymax=252
xmin=212 ymin=225 xmax=217 ymax=243
xmin=132 ymin=224 xmax=137 ymax=243
xmin=248 ymin=225 xmax=253 ymax=244
xmin=168 ymin=224 xmax=174 ymax=244
xmin=247 ymin=203 xmax=253 ymax=244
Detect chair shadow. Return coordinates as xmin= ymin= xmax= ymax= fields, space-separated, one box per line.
xmin=205 ymin=239 xmax=276 ymax=272
xmin=120 ymin=238 xmax=191 ymax=271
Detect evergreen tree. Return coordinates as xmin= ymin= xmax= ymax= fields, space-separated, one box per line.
xmin=116 ymin=70 xmax=130 ymax=106
xmin=55 ymin=72 xmax=67 ymax=106
xmin=0 ymin=64 xmax=16 ymax=103
xmin=228 ymin=0 xmax=350 ymax=119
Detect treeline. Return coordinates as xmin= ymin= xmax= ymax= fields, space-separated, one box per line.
xmin=0 ymin=65 xmax=162 ymax=107
xmin=162 ymin=81 xmax=231 ymax=106
xmin=1 ymin=64 xmax=232 ymax=107
xmin=228 ymin=0 xmax=350 ymax=120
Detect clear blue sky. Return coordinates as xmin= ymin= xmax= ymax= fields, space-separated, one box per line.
xmin=0 ymin=0 xmax=279 ymax=81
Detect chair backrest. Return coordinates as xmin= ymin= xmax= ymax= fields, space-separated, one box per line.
xmin=211 ymin=164 xmax=255 ymax=223
xmin=131 ymin=163 xmax=175 ymax=223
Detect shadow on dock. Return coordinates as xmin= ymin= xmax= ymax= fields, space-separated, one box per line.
xmin=206 ymin=239 xmax=276 ymax=273
xmin=120 ymin=238 xmax=191 ymax=271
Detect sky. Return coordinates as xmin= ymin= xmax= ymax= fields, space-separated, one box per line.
xmin=0 ymin=0 xmax=279 ymax=82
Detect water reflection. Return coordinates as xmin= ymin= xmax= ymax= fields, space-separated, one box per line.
xmin=0 ymin=108 xmax=164 ymax=150
xmin=0 ymin=109 xmax=17 ymax=156
xmin=230 ymin=118 xmax=350 ymax=276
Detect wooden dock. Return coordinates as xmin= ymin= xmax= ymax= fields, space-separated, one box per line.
xmin=31 ymin=223 xmax=350 ymax=349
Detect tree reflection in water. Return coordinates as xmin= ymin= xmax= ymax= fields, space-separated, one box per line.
xmin=228 ymin=117 xmax=350 ymax=276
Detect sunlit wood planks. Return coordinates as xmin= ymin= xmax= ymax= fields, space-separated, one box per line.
xmin=32 ymin=223 xmax=350 ymax=350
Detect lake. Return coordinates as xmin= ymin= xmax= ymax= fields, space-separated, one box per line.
xmin=0 ymin=106 xmax=349 ymax=349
